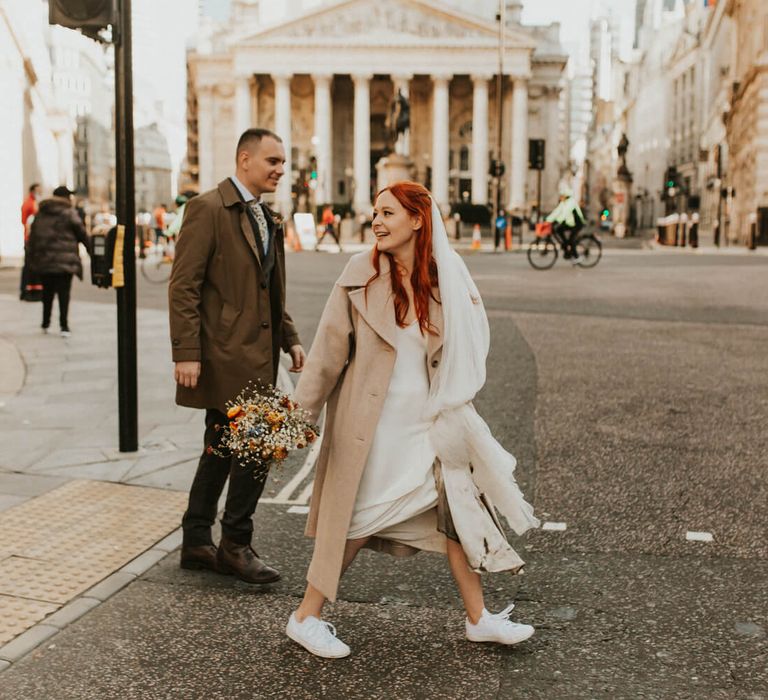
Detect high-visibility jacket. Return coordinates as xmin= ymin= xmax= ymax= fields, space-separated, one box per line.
xmin=546 ymin=197 xmax=585 ymax=228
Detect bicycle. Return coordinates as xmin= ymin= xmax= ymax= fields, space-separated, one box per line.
xmin=141 ymin=235 xmax=175 ymax=283
xmin=526 ymin=222 xmax=602 ymax=270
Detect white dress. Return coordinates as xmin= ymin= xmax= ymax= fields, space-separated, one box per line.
xmin=348 ymin=321 xmax=441 ymax=547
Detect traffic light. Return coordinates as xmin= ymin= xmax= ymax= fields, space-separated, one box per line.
xmin=309 ymin=157 xmax=318 ymax=181
xmin=49 ymin=0 xmax=116 ymax=37
xmin=664 ymin=166 xmax=678 ymax=195
xmin=600 ymin=208 xmax=610 ymax=221
xmin=489 ymin=159 xmax=505 ymax=178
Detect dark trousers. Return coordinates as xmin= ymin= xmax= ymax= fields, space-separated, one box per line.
xmin=316 ymin=224 xmax=342 ymax=250
xmin=182 ymin=408 xmax=268 ymax=547
xmin=41 ymin=273 xmax=73 ymax=330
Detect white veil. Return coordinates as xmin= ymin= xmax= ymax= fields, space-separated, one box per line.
xmin=425 ymin=198 xmax=539 ymax=551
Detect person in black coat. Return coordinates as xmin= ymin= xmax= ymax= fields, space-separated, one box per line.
xmin=26 ymin=186 xmax=90 ymax=337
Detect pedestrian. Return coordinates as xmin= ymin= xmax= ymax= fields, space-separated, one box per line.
xmin=315 ymin=204 xmax=343 ymax=251
xmin=25 ymin=185 xmax=90 ymax=337
xmin=169 ymin=127 xmax=306 ymax=583
xmin=285 ymin=180 xmax=539 ymax=659
xmin=20 ymin=183 xmax=43 ymax=301
xmin=494 ymin=208 xmax=507 ymax=250
xmin=152 ymin=202 xmax=167 ymax=242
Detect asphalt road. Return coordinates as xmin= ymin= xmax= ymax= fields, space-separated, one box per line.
xmin=1 ymin=249 xmax=766 ymax=699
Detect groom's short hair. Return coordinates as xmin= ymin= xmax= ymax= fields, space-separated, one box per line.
xmin=236 ymin=128 xmax=282 ymax=157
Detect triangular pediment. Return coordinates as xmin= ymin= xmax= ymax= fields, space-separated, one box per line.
xmin=238 ymin=0 xmax=536 ymax=49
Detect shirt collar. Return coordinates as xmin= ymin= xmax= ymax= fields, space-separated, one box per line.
xmin=230 ymin=175 xmax=261 ymax=205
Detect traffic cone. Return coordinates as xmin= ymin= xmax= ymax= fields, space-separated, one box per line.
xmin=504 ymin=222 xmax=512 ymax=250
xmin=471 ymin=223 xmax=482 ymax=250
xmin=286 ymin=223 xmax=302 ymax=252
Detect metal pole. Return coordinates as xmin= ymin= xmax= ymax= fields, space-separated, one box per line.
xmin=494 ymin=0 xmax=505 ymax=227
xmin=537 ymin=169 xmax=542 ymax=222
xmin=114 ymin=0 xmax=138 ymax=452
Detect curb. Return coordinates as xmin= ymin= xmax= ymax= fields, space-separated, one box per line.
xmin=0 ymin=527 xmax=183 ymax=669
xmin=0 ymin=336 xmax=26 ymax=400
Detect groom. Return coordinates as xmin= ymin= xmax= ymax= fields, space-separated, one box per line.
xmin=169 ymin=128 xmax=305 ymax=583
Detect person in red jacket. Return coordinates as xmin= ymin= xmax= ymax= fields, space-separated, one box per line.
xmin=20 ymin=183 xmax=42 ymax=301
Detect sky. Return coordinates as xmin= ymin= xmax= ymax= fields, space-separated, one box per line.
xmin=201 ymin=0 xmax=640 ymax=63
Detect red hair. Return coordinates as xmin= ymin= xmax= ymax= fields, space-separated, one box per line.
xmin=367 ymin=181 xmax=439 ymax=334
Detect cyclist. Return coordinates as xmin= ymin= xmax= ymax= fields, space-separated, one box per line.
xmin=546 ymin=186 xmax=585 ymax=264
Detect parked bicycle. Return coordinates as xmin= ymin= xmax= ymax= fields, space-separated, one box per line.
xmin=141 ymin=236 xmax=175 ymax=283
xmin=527 ymin=222 xmax=602 ymax=270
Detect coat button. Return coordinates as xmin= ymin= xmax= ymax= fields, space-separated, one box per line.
xmin=261 ymin=321 xmax=269 ymax=329
xmin=431 ymin=359 xmax=439 ymax=368
xmin=260 ymin=282 xmax=267 ymax=289
xmin=172 ymin=339 xmax=180 ymax=346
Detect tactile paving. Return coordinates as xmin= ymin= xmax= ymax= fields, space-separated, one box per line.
xmin=0 ymin=595 xmax=59 ymax=646
xmin=0 ymin=480 xmax=187 ymax=649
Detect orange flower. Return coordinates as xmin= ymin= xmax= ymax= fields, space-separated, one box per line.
xmin=305 ymin=430 xmax=317 ymax=443
xmin=227 ymin=405 xmax=243 ymax=419
xmin=229 ymin=421 xmax=239 ymax=432
xmin=273 ymin=446 xmax=288 ymax=460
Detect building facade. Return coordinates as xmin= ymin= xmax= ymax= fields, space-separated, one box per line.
xmin=188 ymin=0 xmax=568 ymax=217
xmin=725 ymin=0 xmax=768 ymax=245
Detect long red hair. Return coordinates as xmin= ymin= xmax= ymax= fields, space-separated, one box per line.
xmin=367 ymin=181 xmax=439 ymax=334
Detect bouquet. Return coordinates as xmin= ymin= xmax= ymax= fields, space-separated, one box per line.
xmin=210 ymin=382 xmax=319 ymax=476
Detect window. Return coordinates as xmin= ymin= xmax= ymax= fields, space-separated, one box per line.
xmin=459 ymin=145 xmax=469 ymax=172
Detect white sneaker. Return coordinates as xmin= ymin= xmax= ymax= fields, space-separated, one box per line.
xmin=466 ymin=604 xmax=535 ymax=645
xmin=286 ymin=612 xmax=351 ymax=659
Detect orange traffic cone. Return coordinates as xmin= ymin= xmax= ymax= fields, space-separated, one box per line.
xmin=504 ymin=222 xmax=512 ymax=250
xmin=286 ymin=223 xmax=302 ymax=252
xmin=471 ymin=223 xmax=482 ymax=250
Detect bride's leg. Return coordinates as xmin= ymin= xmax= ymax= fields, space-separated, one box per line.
xmin=446 ymin=538 xmax=484 ymax=624
xmin=295 ymin=536 xmax=370 ymax=621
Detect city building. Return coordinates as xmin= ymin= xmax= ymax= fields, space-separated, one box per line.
xmin=187 ymin=0 xmax=569 ymax=217
xmin=724 ymin=0 xmax=768 ymax=246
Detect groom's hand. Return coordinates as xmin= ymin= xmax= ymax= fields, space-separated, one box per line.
xmin=175 ymin=361 xmax=201 ymax=388
xmin=288 ymin=344 xmax=306 ymax=373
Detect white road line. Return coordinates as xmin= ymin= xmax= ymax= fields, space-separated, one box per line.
xmin=541 ymin=521 xmax=567 ymax=531
xmin=686 ymin=530 xmax=713 ymax=542
xmin=287 ymin=505 xmax=310 ymax=514
xmin=261 ymin=420 xmax=323 ymax=505
xmin=295 ymin=479 xmax=314 ymax=504
xmin=277 ymin=359 xmax=294 ymax=394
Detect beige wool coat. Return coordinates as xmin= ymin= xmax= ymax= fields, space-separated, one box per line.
xmin=293 ymin=251 xmax=446 ymax=602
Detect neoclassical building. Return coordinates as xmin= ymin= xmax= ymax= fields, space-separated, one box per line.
xmin=189 ymin=0 xmax=568 ymax=216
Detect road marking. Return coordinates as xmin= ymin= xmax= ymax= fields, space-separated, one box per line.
xmin=686 ymin=530 xmax=713 ymax=542
xmin=542 ymin=521 xmax=567 ymax=531
xmin=287 ymin=505 xmax=310 ymax=514
xmin=277 ymin=360 xmax=293 ymax=394
xmin=261 ymin=417 xmax=323 ymax=506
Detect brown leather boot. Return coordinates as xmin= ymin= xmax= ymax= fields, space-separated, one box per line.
xmin=180 ymin=544 xmax=221 ymax=573
xmin=216 ymin=536 xmax=281 ymax=584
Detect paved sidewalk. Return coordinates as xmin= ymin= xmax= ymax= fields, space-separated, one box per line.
xmin=0 ymin=293 xmax=206 ymax=662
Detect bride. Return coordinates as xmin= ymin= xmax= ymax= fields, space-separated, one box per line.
xmin=287 ymin=181 xmax=539 ymax=658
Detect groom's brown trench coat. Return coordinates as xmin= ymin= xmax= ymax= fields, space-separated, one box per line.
xmin=293 ymin=251 xmax=444 ymax=603
xmin=168 ymin=178 xmax=300 ymax=413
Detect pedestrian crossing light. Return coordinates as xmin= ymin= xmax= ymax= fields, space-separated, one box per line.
xmin=309 ymin=156 xmax=318 ymax=181
xmin=601 ymin=208 xmax=610 ymax=221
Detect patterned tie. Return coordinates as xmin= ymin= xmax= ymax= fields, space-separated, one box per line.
xmin=248 ymin=200 xmax=270 ymax=255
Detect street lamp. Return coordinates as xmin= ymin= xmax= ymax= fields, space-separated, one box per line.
xmin=493 ymin=0 xmax=506 ymax=230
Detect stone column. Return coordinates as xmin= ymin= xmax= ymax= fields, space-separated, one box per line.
xmin=509 ymin=77 xmax=528 ymax=211
xmin=352 ymin=73 xmax=372 ymax=215
xmin=235 ymin=75 xmax=252 ymax=139
xmin=392 ymin=73 xmax=412 ymax=156
xmin=197 ymin=86 xmax=215 ymax=192
xmin=432 ymin=74 xmax=451 ymax=213
xmin=273 ymin=73 xmax=293 ymax=215
xmin=313 ymin=73 xmax=333 ymax=205
xmin=471 ymin=74 xmax=491 ymax=205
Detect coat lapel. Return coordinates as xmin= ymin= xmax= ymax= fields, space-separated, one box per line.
xmin=427 ymin=293 xmax=444 ymax=363
xmin=218 ymin=178 xmax=263 ymax=270
xmin=347 ymin=280 xmax=398 ymax=349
